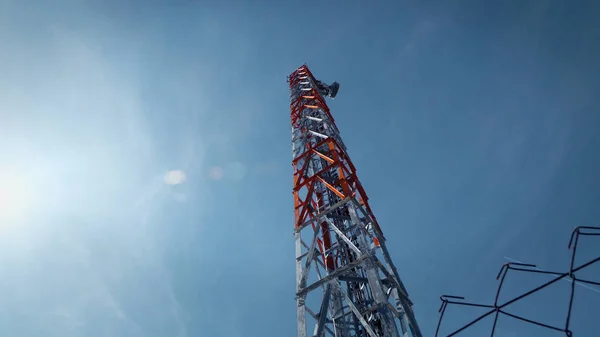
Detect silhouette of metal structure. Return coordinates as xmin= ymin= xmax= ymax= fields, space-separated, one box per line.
xmin=288 ymin=64 xmax=423 ymax=337
xmin=435 ymin=226 xmax=600 ymax=337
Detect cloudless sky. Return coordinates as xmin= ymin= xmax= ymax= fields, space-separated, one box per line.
xmin=1 ymin=1 xmax=599 ymax=336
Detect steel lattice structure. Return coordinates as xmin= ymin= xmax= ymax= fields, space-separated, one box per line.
xmin=288 ymin=64 xmax=422 ymax=337
xmin=436 ymin=226 xmax=600 ymax=337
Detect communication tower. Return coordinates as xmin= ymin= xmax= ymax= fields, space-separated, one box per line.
xmin=289 ymin=64 xmax=423 ymax=337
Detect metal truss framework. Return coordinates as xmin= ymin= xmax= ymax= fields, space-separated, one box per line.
xmin=436 ymin=226 xmax=600 ymax=337
xmin=288 ymin=64 xmax=423 ymax=337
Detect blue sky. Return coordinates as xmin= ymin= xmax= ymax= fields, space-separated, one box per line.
xmin=1 ymin=1 xmax=599 ymax=336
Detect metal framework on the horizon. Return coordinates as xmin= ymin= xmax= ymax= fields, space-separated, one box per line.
xmin=288 ymin=64 xmax=422 ymax=337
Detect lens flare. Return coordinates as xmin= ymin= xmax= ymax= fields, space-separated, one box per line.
xmin=164 ymin=170 xmax=187 ymax=185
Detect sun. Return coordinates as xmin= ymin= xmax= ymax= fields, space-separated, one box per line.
xmin=0 ymin=169 xmax=34 ymax=223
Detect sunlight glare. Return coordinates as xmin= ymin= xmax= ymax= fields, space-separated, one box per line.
xmin=0 ymin=169 xmax=34 ymax=223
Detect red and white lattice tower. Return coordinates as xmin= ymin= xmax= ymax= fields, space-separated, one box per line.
xmin=289 ymin=64 xmax=423 ymax=337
